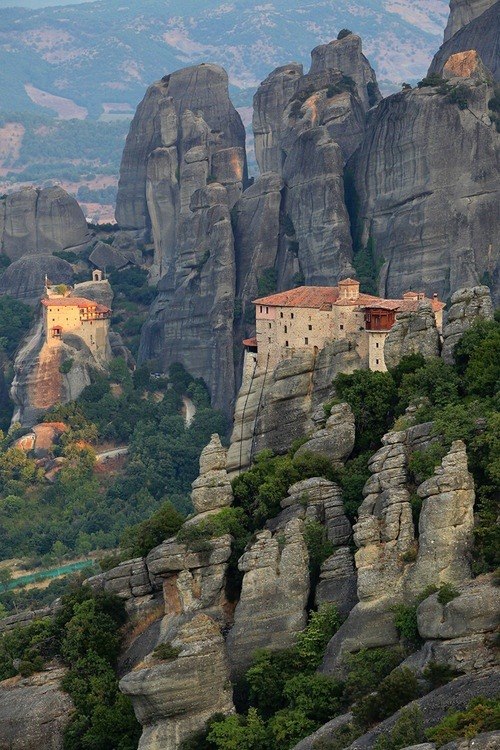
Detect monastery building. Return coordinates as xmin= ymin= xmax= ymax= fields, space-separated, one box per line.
xmin=244 ymin=278 xmax=445 ymax=372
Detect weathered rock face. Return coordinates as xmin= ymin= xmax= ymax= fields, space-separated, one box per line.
xmin=227 ymin=342 xmax=362 ymax=476
xmin=441 ymin=285 xmax=494 ymax=364
xmin=316 ymin=547 xmax=358 ymax=617
xmin=116 ymin=64 xmax=246 ymax=416
xmin=443 ymin=0 xmax=498 ymax=41
xmin=354 ymin=76 xmax=500 ymax=304
xmin=384 ymin=301 xmax=441 ymax=369
xmin=120 ymin=614 xmax=234 ymax=750
xmin=431 ymin=1 xmax=500 ymax=81
xmin=321 ymin=433 xmax=476 ymax=673
xmin=190 ymin=434 xmax=233 ymax=517
xmin=0 ymin=667 xmax=73 ymax=750
xmin=226 ymin=518 xmax=309 ymax=677
xmin=0 ymin=187 xmax=90 ymax=262
xmin=0 ymin=254 xmax=74 ymax=303
xmin=295 ymin=402 xmax=356 ymax=465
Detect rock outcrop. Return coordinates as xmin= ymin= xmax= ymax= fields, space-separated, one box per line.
xmin=119 ymin=64 xmax=245 ymax=415
xmin=0 ymin=186 xmax=90 ymax=262
xmin=431 ymin=1 xmax=500 ymax=81
xmin=441 ymin=285 xmax=494 ymax=363
xmin=120 ymin=614 xmax=234 ymax=750
xmin=384 ymin=301 xmax=441 ymax=369
xmin=0 ymin=254 xmax=74 ymax=303
xmin=294 ymin=402 xmax=356 ymax=465
xmin=353 ymin=73 xmax=500 ymax=303
xmin=321 ymin=434 xmax=476 ymax=674
xmin=190 ymin=433 xmax=233 ymax=518
xmin=0 ymin=667 xmax=73 ymax=750
xmin=443 ymin=0 xmax=499 ymax=41
xmin=226 ymin=518 xmax=309 ymax=678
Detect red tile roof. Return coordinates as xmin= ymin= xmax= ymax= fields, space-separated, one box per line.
xmin=254 ymin=286 xmax=340 ymax=308
xmin=42 ymin=296 xmax=111 ymax=312
xmin=243 ymin=337 xmax=257 ymax=347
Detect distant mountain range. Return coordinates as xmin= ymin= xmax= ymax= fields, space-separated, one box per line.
xmin=0 ymin=0 xmax=448 ymax=118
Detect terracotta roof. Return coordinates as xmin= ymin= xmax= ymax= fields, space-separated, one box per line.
xmin=242 ymin=337 xmax=257 ymax=347
xmin=254 ymin=286 xmax=340 ymax=308
xmin=42 ymin=296 xmax=97 ymax=307
xmin=51 ymin=324 xmax=63 ymax=330
xmin=338 ymin=277 xmax=360 ymax=285
xmin=42 ymin=296 xmax=111 ymax=312
xmin=334 ymin=293 xmax=384 ymax=307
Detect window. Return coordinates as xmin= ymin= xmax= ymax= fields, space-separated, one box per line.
xmin=266 ymin=307 xmax=269 ymax=314
xmin=268 ymin=322 xmax=272 ymax=329
xmin=305 ymin=337 xmax=309 ymax=345
xmin=280 ymin=312 xmax=283 ymax=318
xmin=291 ymin=313 xmax=294 ymax=319
xmin=260 ymin=306 xmax=263 ymax=313
xmin=340 ymin=324 xmax=344 ymax=330
xmin=268 ymin=337 xmax=271 ymax=343
xmin=376 ymin=342 xmax=379 ymax=348
xmin=285 ymin=340 xmax=289 ymax=347
xmin=308 ymin=324 xmax=312 ymax=330
xmin=376 ymin=358 xmax=379 ymax=364
xmin=284 ymin=325 xmax=287 ymax=333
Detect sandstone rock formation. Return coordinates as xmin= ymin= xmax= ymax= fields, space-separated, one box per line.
xmin=431 ymin=1 xmax=500 ymax=81
xmin=316 ymin=547 xmax=358 ymax=617
xmin=295 ymin=402 xmax=356 ymax=465
xmin=190 ymin=434 xmax=233 ymax=518
xmin=226 ymin=518 xmax=309 ymax=677
xmin=0 ymin=254 xmax=74 ymax=303
xmin=0 ymin=186 xmax=90 ymax=262
xmin=321 ymin=433 xmax=476 ymax=673
xmin=443 ymin=0 xmax=498 ymax=41
xmin=441 ymin=285 xmax=494 ymax=363
xmin=120 ymin=614 xmax=234 ymax=750
xmin=353 ymin=73 xmax=500 ymax=304
xmin=0 ymin=667 xmax=73 ymax=750
xmin=384 ymin=301 xmax=441 ymax=370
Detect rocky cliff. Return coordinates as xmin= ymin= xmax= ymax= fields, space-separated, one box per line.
xmin=432 ymin=1 xmax=500 ymax=80
xmin=0 ymin=186 xmax=90 ymax=262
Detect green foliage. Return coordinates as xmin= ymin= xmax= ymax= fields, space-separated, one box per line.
xmin=373 ymin=706 xmax=425 ymax=750
xmin=426 ymin=696 xmax=500 ymax=746
xmin=303 ymin=520 xmax=335 ymax=586
xmin=337 ymin=28 xmax=352 ymax=39
xmin=417 ymin=73 xmax=447 ymax=89
xmin=59 ymin=358 xmax=74 ymax=374
xmin=257 ymin=268 xmax=278 ymax=297
xmin=453 ymin=318 xmax=500 ymax=396
xmin=295 ymin=604 xmax=342 ymax=668
xmin=408 ymin=442 xmax=446 ymax=483
xmin=283 ymin=673 xmax=343 ymax=724
xmin=447 ymin=84 xmax=470 ymax=110
xmin=333 ymin=370 xmax=397 ymax=453
xmin=422 ymin=661 xmax=459 ymax=689
xmin=206 ymin=708 xmax=269 ymax=750
xmin=338 ymin=452 xmax=371 ymax=519
xmin=153 ymin=641 xmax=181 ymax=660
xmin=0 ymin=295 xmax=34 ymax=358
xmin=343 ymin=647 xmax=405 ymax=702
xmin=436 ymin=583 xmax=460 ymax=605
xmin=352 ymin=236 xmax=382 ymax=296
xmin=392 ymin=604 xmax=421 ymax=648
xmin=121 ymin=501 xmax=184 ymax=557
xmin=352 ymin=667 xmax=420 ymax=729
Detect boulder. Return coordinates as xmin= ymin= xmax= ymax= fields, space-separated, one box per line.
xmin=384 ymin=301 xmax=441 ymax=370
xmin=190 ymin=434 xmax=233 ymax=515
xmin=120 ymin=614 xmax=234 ymax=750
xmin=295 ymin=402 xmax=355 ymax=464
xmin=441 ymin=285 xmax=494 ymax=364
xmin=0 ymin=254 xmax=73 ymax=303
xmin=0 ymin=667 xmax=73 ymax=750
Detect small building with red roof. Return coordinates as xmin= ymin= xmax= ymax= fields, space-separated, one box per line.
xmin=41 ymin=289 xmax=111 ymax=356
xmin=248 ymin=278 xmax=445 ymax=372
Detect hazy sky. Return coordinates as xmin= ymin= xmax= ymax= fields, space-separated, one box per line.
xmin=0 ymin=0 xmax=95 ymax=7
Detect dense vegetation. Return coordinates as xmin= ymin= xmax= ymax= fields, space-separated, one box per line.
xmin=0 ymin=361 xmax=226 ymax=577
xmin=0 ymin=587 xmax=141 ymax=750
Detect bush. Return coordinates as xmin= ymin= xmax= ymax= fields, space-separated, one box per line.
xmin=422 ymin=661 xmax=459 ymax=689
xmin=337 ymin=29 xmax=352 ymax=39
xmin=426 ymin=696 xmax=500 ymax=746
xmin=344 ymin=647 xmax=405 ymax=701
xmin=437 ymin=583 xmax=460 ymax=605
xmin=153 ymin=641 xmax=181 ymax=660
xmin=373 ymin=705 xmax=425 ymax=750
xmin=392 ymin=604 xmax=421 ymax=648
xmin=352 ymin=667 xmax=420 ymax=729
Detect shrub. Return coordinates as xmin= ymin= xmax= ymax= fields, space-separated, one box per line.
xmin=392 ymin=604 xmax=421 ymax=648
xmin=344 ymin=647 xmax=405 ymax=701
xmin=437 ymin=583 xmax=460 ymax=605
xmin=373 ymin=705 xmax=425 ymax=750
xmin=426 ymin=696 xmax=500 ymax=746
xmin=59 ymin=358 xmax=74 ymax=375
xmin=295 ymin=604 xmax=342 ymax=668
xmin=153 ymin=641 xmax=181 ymax=660
xmin=337 ymin=29 xmax=352 ymax=39
xmin=352 ymin=667 xmax=420 ymax=729
xmin=422 ymin=661 xmax=459 ymax=689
